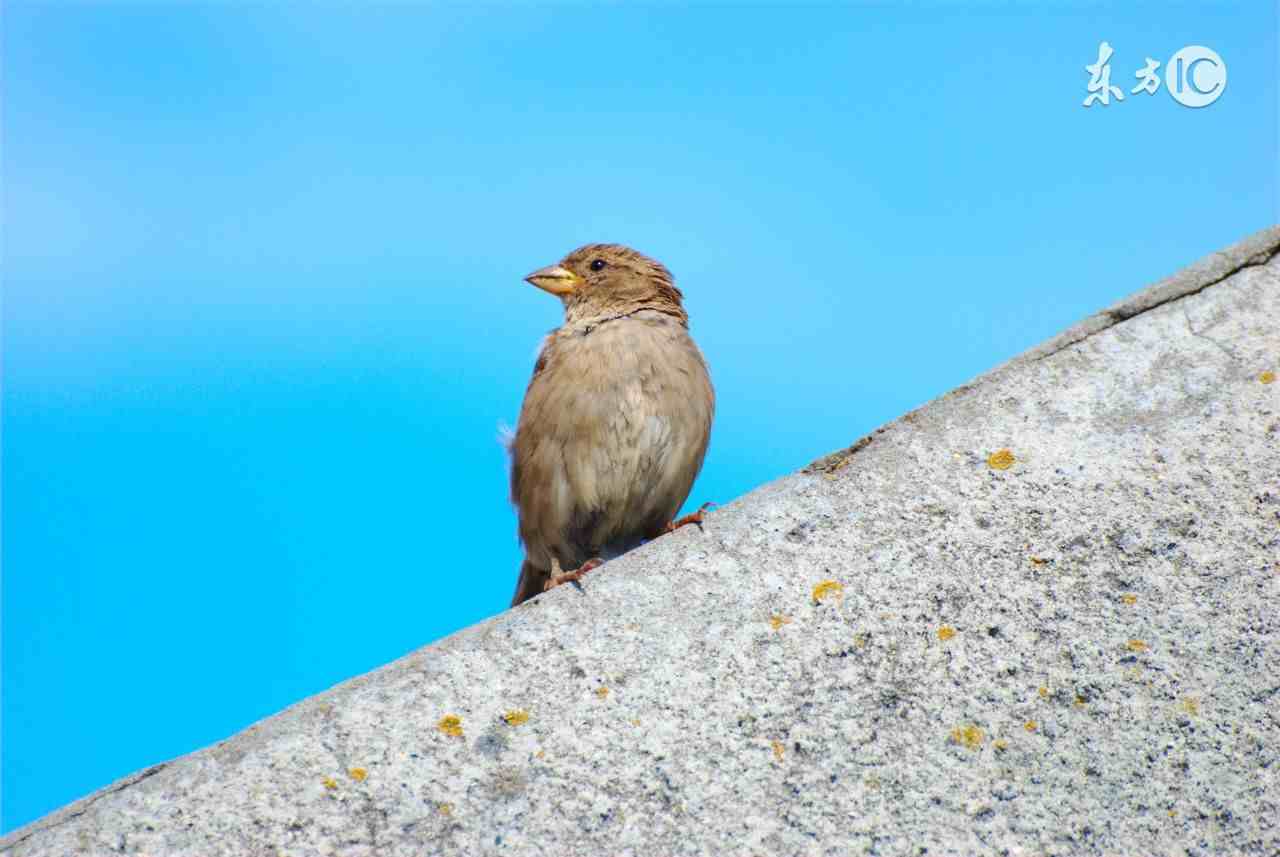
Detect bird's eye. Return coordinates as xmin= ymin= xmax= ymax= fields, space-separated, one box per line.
xmin=589 ymin=259 xmax=607 ymax=272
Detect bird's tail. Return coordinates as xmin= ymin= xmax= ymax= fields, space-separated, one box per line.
xmin=510 ymin=558 xmax=546 ymax=607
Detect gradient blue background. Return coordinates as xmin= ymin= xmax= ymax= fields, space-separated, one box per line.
xmin=3 ymin=1 xmax=1276 ymax=833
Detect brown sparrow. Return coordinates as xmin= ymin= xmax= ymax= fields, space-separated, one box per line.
xmin=508 ymin=244 xmax=714 ymax=605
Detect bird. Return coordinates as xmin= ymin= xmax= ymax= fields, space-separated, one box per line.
xmin=507 ymin=243 xmax=715 ymax=606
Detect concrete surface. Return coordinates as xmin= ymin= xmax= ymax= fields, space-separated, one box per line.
xmin=4 ymin=226 xmax=1278 ymax=856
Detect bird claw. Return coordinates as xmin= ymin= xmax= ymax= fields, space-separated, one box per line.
xmin=665 ymin=501 xmax=717 ymax=534
xmin=543 ymin=557 xmax=604 ymax=592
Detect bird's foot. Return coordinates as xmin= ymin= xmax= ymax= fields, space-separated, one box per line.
xmin=543 ymin=557 xmax=604 ymax=592
xmin=665 ymin=502 xmax=717 ymax=534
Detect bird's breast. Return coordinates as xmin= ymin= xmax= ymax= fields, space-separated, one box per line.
xmin=512 ymin=313 xmax=714 ymax=564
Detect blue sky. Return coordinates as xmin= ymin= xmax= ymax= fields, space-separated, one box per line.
xmin=3 ymin=1 xmax=1275 ymax=833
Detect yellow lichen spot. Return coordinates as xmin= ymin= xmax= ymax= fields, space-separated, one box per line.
xmin=1127 ymin=639 xmax=1148 ymax=652
xmin=1168 ymin=809 xmax=1177 ymax=817
xmin=1260 ymin=370 xmax=1276 ymax=384
xmin=1181 ymin=697 xmax=1199 ymax=716
xmin=854 ymin=634 xmax=869 ymax=648
xmin=771 ymin=740 xmax=785 ymax=762
xmin=950 ymin=724 xmax=984 ymax=750
xmin=1038 ymin=686 xmax=1049 ymax=699
xmin=1121 ymin=593 xmax=1138 ymax=605
xmin=993 ymin=739 xmax=1009 ymax=751
xmin=322 ymin=777 xmax=338 ymax=790
xmin=437 ymin=714 xmax=464 ymax=738
xmin=987 ymin=448 xmax=1016 ymax=470
xmin=631 ymin=718 xmax=641 ymax=727
xmin=937 ymin=625 xmax=956 ymax=642
xmin=1074 ymin=695 xmax=1087 ymax=707
xmin=1024 ymin=720 xmax=1038 ymax=732
xmin=503 ymin=709 xmax=530 ymax=726
xmin=348 ymin=767 xmax=368 ymax=782
xmin=535 ymin=750 xmax=546 ymax=760
xmin=769 ymin=614 xmax=792 ymax=631
xmin=811 ymin=580 xmax=845 ymax=604
xmin=439 ymin=802 xmax=453 ymax=816
xmin=595 ymin=686 xmax=610 ymax=699
xmin=1029 ymin=556 xmax=1049 ymax=566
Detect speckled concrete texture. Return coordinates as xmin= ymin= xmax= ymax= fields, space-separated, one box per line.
xmin=5 ymin=227 xmax=1278 ymax=857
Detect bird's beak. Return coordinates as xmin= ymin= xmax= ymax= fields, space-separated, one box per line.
xmin=524 ymin=264 xmax=579 ymax=296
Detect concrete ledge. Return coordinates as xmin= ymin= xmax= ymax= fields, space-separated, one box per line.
xmin=5 ymin=226 xmax=1279 ymax=856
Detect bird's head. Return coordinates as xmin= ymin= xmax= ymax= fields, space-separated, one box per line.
xmin=524 ymin=244 xmax=687 ymax=325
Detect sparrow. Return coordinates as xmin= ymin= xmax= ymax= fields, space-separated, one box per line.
xmin=508 ymin=244 xmax=715 ymax=606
